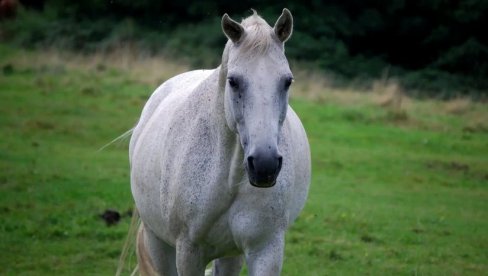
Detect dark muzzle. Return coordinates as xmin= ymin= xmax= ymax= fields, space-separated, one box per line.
xmin=246 ymin=151 xmax=283 ymax=188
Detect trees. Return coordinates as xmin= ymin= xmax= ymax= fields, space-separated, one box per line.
xmin=11 ymin=0 xmax=488 ymax=96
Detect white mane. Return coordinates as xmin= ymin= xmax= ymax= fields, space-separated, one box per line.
xmin=238 ymin=11 xmax=276 ymax=55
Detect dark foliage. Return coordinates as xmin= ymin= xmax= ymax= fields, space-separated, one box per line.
xmin=3 ymin=0 xmax=487 ymax=97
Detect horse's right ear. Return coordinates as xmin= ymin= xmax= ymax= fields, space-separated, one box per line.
xmin=274 ymin=8 xmax=293 ymax=43
xmin=222 ymin=14 xmax=245 ymax=43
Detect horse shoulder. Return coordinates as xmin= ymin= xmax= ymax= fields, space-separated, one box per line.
xmin=284 ymin=105 xmax=310 ymax=158
xmin=282 ymin=105 xmax=311 ymax=221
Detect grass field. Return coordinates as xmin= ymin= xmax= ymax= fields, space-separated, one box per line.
xmin=0 ymin=45 xmax=487 ymax=275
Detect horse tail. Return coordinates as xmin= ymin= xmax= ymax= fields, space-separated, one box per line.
xmin=98 ymin=128 xmax=134 ymax=152
xmin=115 ymin=207 xmax=141 ymax=276
xmin=136 ymin=223 xmax=159 ymax=276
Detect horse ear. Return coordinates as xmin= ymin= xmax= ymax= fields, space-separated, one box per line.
xmin=222 ymin=13 xmax=245 ymax=43
xmin=274 ymin=8 xmax=293 ymax=43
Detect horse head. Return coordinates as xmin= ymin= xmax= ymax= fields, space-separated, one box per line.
xmin=221 ymin=9 xmax=294 ymax=188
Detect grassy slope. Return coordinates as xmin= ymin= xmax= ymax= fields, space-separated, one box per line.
xmin=0 ymin=45 xmax=487 ymax=275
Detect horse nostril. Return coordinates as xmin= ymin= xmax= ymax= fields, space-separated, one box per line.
xmin=277 ymin=155 xmax=283 ymax=173
xmin=247 ymin=156 xmax=255 ymax=173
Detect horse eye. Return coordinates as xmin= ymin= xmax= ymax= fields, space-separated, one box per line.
xmin=284 ymin=77 xmax=294 ymax=89
xmin=228 ymin=77 xmax=239 ymax=90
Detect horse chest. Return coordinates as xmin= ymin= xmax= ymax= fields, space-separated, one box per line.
xmin=166 ymin=183 xmax=289 ymax=257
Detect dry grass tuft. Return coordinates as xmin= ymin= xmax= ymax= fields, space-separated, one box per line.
xmin=371 ymin=77 xmax=411 ymax=123
xmin=462 ymin=111 xmax=488 ymax=134
xmin=292 ymin=69 xmax=332 ymax=102
xmin=10 ymin=45 xmax=190 ymax=87
xmin=444 ymin=98 xmax=472 ymax=115
xmin=373 ymin=79 xmax=405 ymax=110
xmin=292 ymin=69 xmax=377 ymax=107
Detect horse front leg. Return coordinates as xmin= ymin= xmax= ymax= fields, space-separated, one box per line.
xmin=212 ymin=255 xmax=243 ymax=276
xmin=245 ymin=232 xmax=285 ymax=276
xmin=175 ymin=239 xmax=207 ymax=276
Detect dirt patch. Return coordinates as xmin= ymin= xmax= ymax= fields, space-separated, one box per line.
xmin=426 ymin=161 xmax=470 ymax=173
xmin=99 ymin=209 xmax=132 ymax=226
xmin=25 ymin=120 xmax=56 ymax=130
xmin=100 ymin=209 xmax=121 ymax=226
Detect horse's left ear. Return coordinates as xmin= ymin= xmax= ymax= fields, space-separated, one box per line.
xmin=274 ymin=8 xmax=293 ymax=43
xmin=222 ymin=13 xmax=245 ymax=43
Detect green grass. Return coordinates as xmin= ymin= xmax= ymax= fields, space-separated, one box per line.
xmin=285 ymin=100 xmax=487 ymax=275
xmin=0 ymin=45 xmax=487 ymax=275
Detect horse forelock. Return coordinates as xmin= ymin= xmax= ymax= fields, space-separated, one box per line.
xmin=235 ymin=11 xmax=278 ymax=56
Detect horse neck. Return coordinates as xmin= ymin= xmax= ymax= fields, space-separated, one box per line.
xmin=218 ymin=43 xmax=231 ymax=91
xmin=199 ymin=43 xmax=229 ymax=135
xmin=212 ymin=44 xmax=242 ymax=146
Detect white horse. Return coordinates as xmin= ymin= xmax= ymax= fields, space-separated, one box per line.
xmin=129 ymin=9 xmax=310 ymax=276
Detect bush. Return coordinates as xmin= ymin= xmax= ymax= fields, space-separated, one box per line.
xmin=2 ymin=1 xmax=487 ymax=98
